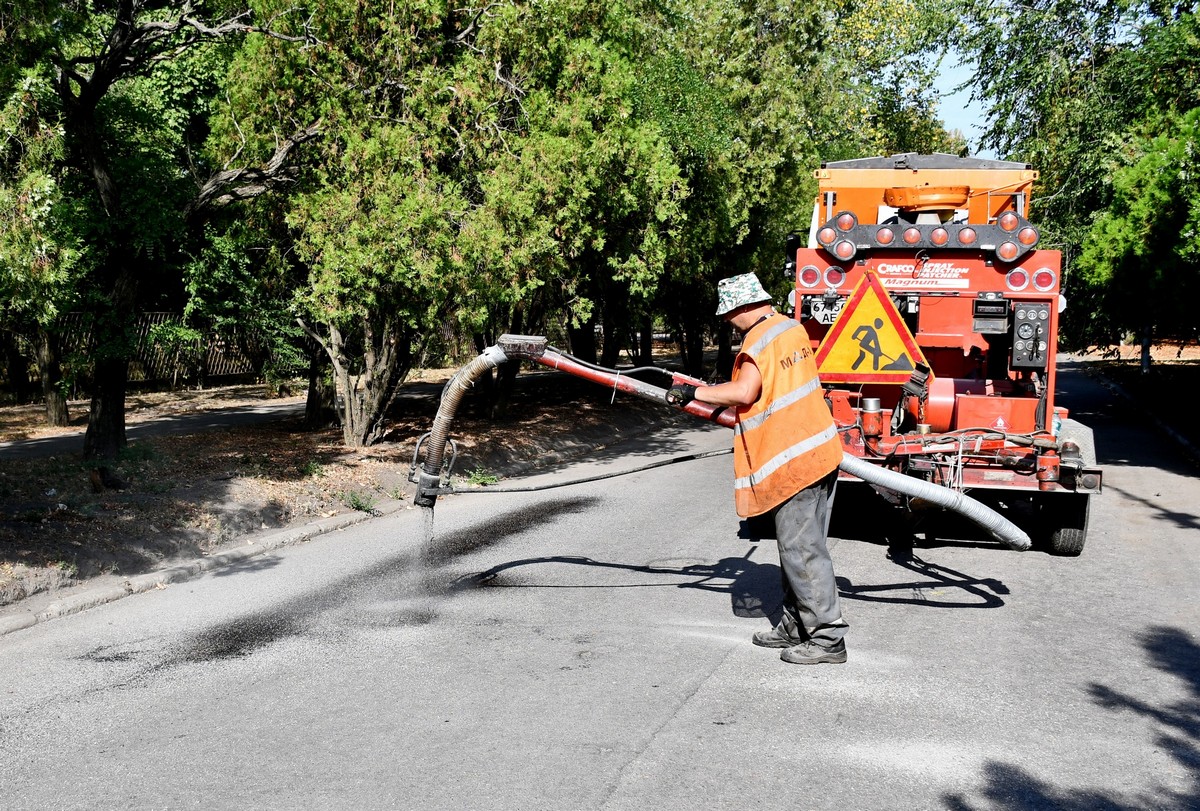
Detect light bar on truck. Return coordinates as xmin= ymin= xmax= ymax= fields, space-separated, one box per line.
xmin=798 ymin=265 xmax=822 ymax=287
xmin=818 ymin=210 xmax=1041 ymax=263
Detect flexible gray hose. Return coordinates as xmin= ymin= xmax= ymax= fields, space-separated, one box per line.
xmin=415 ymin=344 xmax=508 ymax=506
xmin=838 ymin=452 xmax=1031 ymax=550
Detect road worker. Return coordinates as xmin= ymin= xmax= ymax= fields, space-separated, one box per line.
xmin=667 ymin=272 xmax=848 ymax=664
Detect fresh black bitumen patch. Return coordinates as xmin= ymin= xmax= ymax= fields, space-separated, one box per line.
xmin=177 ymin=495 xmax=602 ymax=662
xmin=74 ymin=495 xmax=602 ymax=668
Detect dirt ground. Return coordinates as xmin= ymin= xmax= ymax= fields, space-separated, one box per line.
xmin=0 ymin=370 xmax=671 ymax=607
xmin=1 ymin=342 xmax=1197 ymax=608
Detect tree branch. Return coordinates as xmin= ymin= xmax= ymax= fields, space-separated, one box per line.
xmin=62 ymin=1 xmax=319 ymax=104
xmin=186 ymin=121 xmax=322 ymax=218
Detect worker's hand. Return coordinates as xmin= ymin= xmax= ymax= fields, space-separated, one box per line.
xmin=666 ymin=383 xmax=697 ymax=407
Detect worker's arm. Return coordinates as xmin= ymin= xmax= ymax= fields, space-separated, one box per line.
xmin=696 ymin=358 xmax=762 ymax=407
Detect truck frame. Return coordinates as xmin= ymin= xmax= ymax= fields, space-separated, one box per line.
xmin=789 ymin=152 xmax=1101 ymax=555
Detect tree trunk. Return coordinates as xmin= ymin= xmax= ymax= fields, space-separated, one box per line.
xmin=716 ymin=323 xmax=734 ymax=381
xmin=83 ymin=266 xmax=138 ymax=460
xmin=673 ymin=316 xmax=708 ymax=379
xmin=470 ymin=332 xmax=497 ymax=417
xmin=1140 ymin=325 xmax=1153 ymax=375
xmin=84 ymin=354 xmax=128 ymax=459
xmin=637 ymin=319 xmax=654 ymax=366
xmin=35 ymin=327 xmax=69 ymax=427
xmin=303 ymin=344 xmax=338 ymax=429
xmin=566 ymin=317 xmax=598 ymax=364
xmin=323 ymin=317 xmax=412 ymax=448
xmin=2 ymin=332 xmax=37 ymax=404
xmin=684 ymin=327 xmax=706 ymax=378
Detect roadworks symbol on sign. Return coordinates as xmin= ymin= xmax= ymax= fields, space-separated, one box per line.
xmin=815 ymin=271 xmax=928 ymax=384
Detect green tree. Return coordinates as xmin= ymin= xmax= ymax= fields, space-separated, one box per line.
xmin=181 ymin=215 xmax=308 ymax=389
xmin=827 ymin=0 xmax=964 ymax=157
xmin=0 ymin=72 xmax=82 ymax=425
xmin=460 ymin=1 xmax=690 ymax=366
xmin=1074 ymin=109 xmax=1200 ymax=360
xmin=216 ymin=0 xmax=694 ymax=444
xmin=0 ymin=1 xmax=317 ymax=459
xmin=952 ymin=1 xmax=1200 ymax=354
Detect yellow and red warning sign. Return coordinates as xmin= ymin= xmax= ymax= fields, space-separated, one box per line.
xmin=815 ymin=271 xmax=928 ymax=384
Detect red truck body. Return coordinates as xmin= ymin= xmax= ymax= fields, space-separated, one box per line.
xmin=789 ymin=153 xmax=1101 ymax=554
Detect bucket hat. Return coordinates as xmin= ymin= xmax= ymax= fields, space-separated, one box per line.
xmin=715 ymin=272 xmax=772 ymax=316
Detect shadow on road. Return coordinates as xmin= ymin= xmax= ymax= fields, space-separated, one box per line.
xmin=450 ymin=549 xmax=785 ymax=623
xmin=943 ymin=625 xmax=1200 ymax=810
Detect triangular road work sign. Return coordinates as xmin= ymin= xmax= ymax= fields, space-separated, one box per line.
xmin=815 ymin=271 xmax=928 ymax=384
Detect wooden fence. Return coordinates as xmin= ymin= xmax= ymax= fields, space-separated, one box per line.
xmin=2 ymin=313 xmax=268 ymax=400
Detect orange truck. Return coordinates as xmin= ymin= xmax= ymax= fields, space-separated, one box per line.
xmin=787 ymin=152 xmax=1101 ymax=554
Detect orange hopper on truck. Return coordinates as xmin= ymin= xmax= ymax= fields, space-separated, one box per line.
xmin=787 ymin=152 xmax=1101 ymax=555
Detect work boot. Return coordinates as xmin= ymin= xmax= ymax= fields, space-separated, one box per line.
xmin=752 ymin=625 xmax=805 ymax=649
xmin=780 ymin=640 xmax=847 ymax=665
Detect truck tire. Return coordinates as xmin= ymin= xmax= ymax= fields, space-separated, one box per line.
xmin=1042 ymin=492 xmax=1091 ymax=556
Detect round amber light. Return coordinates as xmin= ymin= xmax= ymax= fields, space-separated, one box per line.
xmin=958 ymin=227 xmax=977 ymax=245
xmin=998 ymin=212 xmax=1020 ymax=231
xmin=903 ymin=227 xmax=922 ymax=244
xmin=1018 ymin=226 xmax=1038 ymax=245
xmin=836 ymin=213 xmax=857 ymax=231
xmin=997 ymin=241 xmax=1019 ymax=261
xmin=834 ymin=240 xmax=856 ymax=260
xmin=931 ymin=228 xmax=949 ymax=246
xmin=817 ymin=227 xmax=836 ymax=245
xmin=876 ymin=227 xmax=895 ymax=245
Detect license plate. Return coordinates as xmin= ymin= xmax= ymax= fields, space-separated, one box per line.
xmin=809 ymin=297 xmax=844 ymax=325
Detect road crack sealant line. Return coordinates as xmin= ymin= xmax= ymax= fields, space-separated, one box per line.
xmin=448 ymin=448 xmax=733 ymax=495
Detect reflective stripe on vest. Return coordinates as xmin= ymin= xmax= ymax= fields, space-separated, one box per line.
xmin=734 ymin=374 xmax=822 ymax=436
xmin=743 ymin=318 xmax=800 ymax=359
xmin=731 ymin=313 xmax=843 ymax=516
xmin=734 ymin=422 xmax=839 ymax=491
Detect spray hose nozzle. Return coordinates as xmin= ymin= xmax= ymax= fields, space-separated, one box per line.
xmin=409 ymin=432 xmax=458 ymax=507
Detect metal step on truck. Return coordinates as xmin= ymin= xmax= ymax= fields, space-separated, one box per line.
xmin=788 ymin=152 xmax=1102 ymax=555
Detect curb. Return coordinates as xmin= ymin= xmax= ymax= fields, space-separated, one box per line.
xmin=1068 ymin=358 xmax=1200 ymax=469
xmin=0 ymin=500 xmax=407 ymax=638
xmin=0 ymin=413 xmax=685 ymax=638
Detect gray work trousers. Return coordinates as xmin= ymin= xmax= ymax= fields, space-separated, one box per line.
xmin=769 ymin=470 xmax=848 ymax=648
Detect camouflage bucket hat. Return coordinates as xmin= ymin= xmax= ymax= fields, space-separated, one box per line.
xmin=715 ymin=272 xmax=772 ymax=316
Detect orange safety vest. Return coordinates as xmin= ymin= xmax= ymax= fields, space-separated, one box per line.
xmin=732 ymin=313 xmax=843 ymax=517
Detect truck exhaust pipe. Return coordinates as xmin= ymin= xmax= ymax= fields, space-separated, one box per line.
xmin=412 ymin=335 xmax=1031 ymax=550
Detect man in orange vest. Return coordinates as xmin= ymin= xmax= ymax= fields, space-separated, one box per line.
xmin=667 ymin=273 xmax=849 ymax=664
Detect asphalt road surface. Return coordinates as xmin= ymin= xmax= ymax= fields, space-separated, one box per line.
xmin=1 ymin=364 xmax=1197 ymax=810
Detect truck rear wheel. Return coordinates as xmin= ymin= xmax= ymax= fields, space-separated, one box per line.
xmin=1041 ymin=493 xmax=1091 ymax=556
